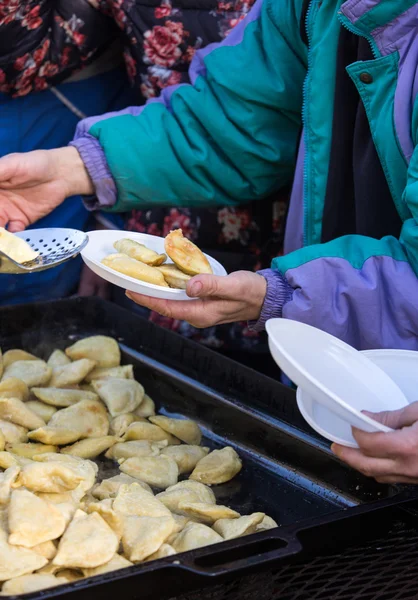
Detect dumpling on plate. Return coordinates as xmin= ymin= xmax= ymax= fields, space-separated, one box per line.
xmin=102 ymin=253 xmax=169 ymax=287
xmin=171 ymin=522 xmax=222 ymax=553
xmin=114 ymin=238 xmax=166 ymax=267
xmin=2 ymin=360 xmax=51 ymax=388
xmin=49 ymin=359 xmax=97 ymax=388
xmin=190 ymin=447 xmax=242 ymax=485
xmin=213 ymin=513 xmax=265 ymax=539
xmin=0 ymin=377 xmax=29 ymax=402
xmin=53 ymin=510 xmax=119 ymax=569
xmin=65 ymin=336 xmax=121 ymax=369
xmin=156 ymin=264 xmax=191 ymax=290
xmin=164 ymin=229 xmax=212 ymax=276
xmin=121 ymin=515 xmax=175 ymax=563
xmin=8 ymin=488 xmax=66 ymax=547
xmin=92 ymin=378 xmax=144 ymax=418
xmin=48 ymin=399 xmax=109 ymax=438
xmin=161 ymin=445 xmax=209 ymax=474
xmin=119 ymin=455 xmax=178 ymax=489
xmin=31 ymin=387 xmax=99 ymax=407
xmin=149 ymin=416 xmax=201 ymax=445
xmin=0 ymin=397 xmax=45 ymax=430
xmin=25 ymin=401 xmax=56 ymax=423
xmin=3 ymin=349 xmax=38 ymax=369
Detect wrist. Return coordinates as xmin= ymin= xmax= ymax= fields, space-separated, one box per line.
xmin=52 ymin=147 xmax=94 ymax=197
xmin=248 ymin=269 xmax=293 ymax=331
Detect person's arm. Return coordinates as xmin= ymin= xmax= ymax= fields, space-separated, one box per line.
xmin=70 ymin=0 xmax=307 ymax=212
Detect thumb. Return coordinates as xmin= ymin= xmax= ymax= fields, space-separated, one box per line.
xmin=363 ymin=401 xmax=418 ymax=429
xmin=0 ymin=153 xmax=19 ymax=182
xmin=187 ymin=272 xmax=246 ymax=299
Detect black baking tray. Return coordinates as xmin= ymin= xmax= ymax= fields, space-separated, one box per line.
xmin=0 ymin=297 xmax=417 ymax=600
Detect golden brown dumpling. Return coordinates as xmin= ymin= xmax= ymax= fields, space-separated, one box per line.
xmin=1 ymin=574 xmax=68 ymax=594
xmin=25 ymin=401 xmax=56 ymax=423
xmin=86 ymin=499 xmax=124 ymax=540
xmin=0 ymin=228 xmax=39 ymax=264
xmin=15 ymin=461 xmax=83 ymax=494
xmin=82 ymin=553 xmax=132 ymax=578
xmin=177 ymin=502 xmax=239 ymax=525
xmin=165 ymin=229 xmax=212 ymax=276
xmin=156 ymin=487 xmax=204 ymax=515
xmin=134 ymin=394 xmax=156 ymax=418
xmin=163 ymin=480 xmax=216 ymax=504
xmin=0 ymin=397 xmax=45 ymax=430
xmin=213 ymin=513 xmax=265 ymax=539
xmin=156 ymin=264 xmax=191 ymax=289
xmin=113 ymin=483 xmax=170 ymax=518
xmin=0 ymin=466 xmax=20 ymax=505
xmin=149 ymin=416 xmax=202 ymax=445
xmin=32 ymin=387 xmax=99 ymax=407
xmin=103 ymin=253 xmax=169 ymax=287
xmin=121 ymin=515 xmax=175 ymax=562
xmin=0 ymin=377 xmax=29 ymax=402
xmin=0 ymin=540 xmax=47 ymax=581
xmin=190 ymin=447 xmax=242 ymax=485
xmin=108 ymin=440 xmax=163 ymax=461
xmin=92 ymin=378 xmax=144 ymax=418
xmin=34 ymin=454 xmax=98 ymax=497
xmin=161 ymin=446 xmax=209 ymax=475
xmin=3 ymin=349 xmax=38 ymax=369
xmin=109 ymin=414 xmax=145 ymax=438
xmin=60 ymin=436 xmax=117 ymax=459
xmin=145 ymin=543 xmax=176 ymax=561
xmin=171 ymin=522 xmax=222 ymax=553
xmin=256 ymin=515 xmax=278 ymax=531
xmin=122 ymin=421 xmax=179 ymax=445
xmin=49 ymin=359 xmax=97 ymax=388
xmin=2 ymin=360 xmax=51 ymax=388
xmin=48 ymin=399 xmax=109 ymax=438
xmin=85 ymin=365 xmax=134 ymax=382
xmin=0 ymin=420 xmax=28 ymax=444
xmin=53 ymin=509 xmax=119 ymax=569
xmin=119 ymin=455 xmax=178 ymax=489
xmin=114 ymin=238 xmax=167 ymax=267
xmin=65 ymin=336 xmax=121 ymax=368
xmin=28 ymin=427 xmax=83 ymax=446
xmin=47 ymin=349 xmax=71 ymax=368
xmin=92 ymin=474 xmax=151 ymax=501
xmin=6 ymin=443 xmax=57 ymax=459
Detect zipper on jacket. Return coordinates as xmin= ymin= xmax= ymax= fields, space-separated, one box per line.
xmin=337 ymin=11 xmax=380 ymax=59
xmin=301 ymin=0 xmax=319 ymax=247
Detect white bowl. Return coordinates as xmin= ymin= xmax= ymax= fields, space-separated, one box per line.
xmin=297 ymin=349 xmax=418 ymax=447
xmin=266 ymin=320 xmax=409 ymax=447
xmin=81 ymin=230 xmax=227 ymax=300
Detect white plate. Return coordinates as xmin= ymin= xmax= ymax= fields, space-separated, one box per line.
xmin=297 ymin=349 xmax=418 ymax=447
xmin=266 ymin=320 xmax=408 ymax=447
xmin=81 ymin=230 xmax=227 ymax=300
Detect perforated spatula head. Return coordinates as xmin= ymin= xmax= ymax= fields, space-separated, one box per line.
xmin=0 ymin=228 xmax=88 ymax=274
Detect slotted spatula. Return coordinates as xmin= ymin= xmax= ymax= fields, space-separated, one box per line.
xmin=0 ymin=228 xmax=88 ymax=274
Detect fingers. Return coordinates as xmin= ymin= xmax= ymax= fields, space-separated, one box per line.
xmin=125 ymin=291 xmax=206 ymax=325
xmin=187 ymin=273 xmax=242 ymax=299
xmin=363 ymin=402 xmax=418 ymax=429
xmin=331 ymin=444 xmax=397 ymax=478
xmin=7 ymin=219 xmax=27 ymax=233
xmin=0 ymin=153 xmax=19 ymax=182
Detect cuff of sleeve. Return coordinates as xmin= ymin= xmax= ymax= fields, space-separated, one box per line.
xmin=248 ymin=269 xmax=293 ymax=332
xmin=69 ymin=134 xmax=117 ymax=211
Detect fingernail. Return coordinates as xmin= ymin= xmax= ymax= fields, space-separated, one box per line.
xmin=189 ymin=281 xmax=202 ymax=297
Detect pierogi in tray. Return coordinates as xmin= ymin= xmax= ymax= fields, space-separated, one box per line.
xmin=0 ymin=335 xmax=277 ymax=595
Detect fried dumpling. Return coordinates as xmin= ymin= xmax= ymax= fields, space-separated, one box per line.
xmin=47 ymin=349 xmax=71 ymax=368
xmin=65 ymin=336 xmax=121 ymax=368
xmin=16 ymin=461 xmax=83 ymax=494
xmin=156 ymin=264 xmax=191 ymax=289
xmin=119 ymin=455 xmax=178 ymax=489
xmin=114 ymin=238 xmax=167 ymax=267
xmin=0 ymin=227 xmax=39 ymax=264
xmin=1 ymin=573 xmax=68 ymax=594
xmin=85 ymin=365 xmax=134 ymax=382
xmin=6 ymin=443 xmax=57 ymax=459
xmin=113 ymin=483 xmax=170 ymax=518
xmin=108 ymin=440 xmax=163 ymax=461
xmin=2 ymin=360 xmax=51 ymax=388
xmin=156 ymin=487 xmax=203 ymax=514
xmin=134 ymin=394 xmax=156 ymax=418
xmin=109 ymin=414 xmax=145 ymax=438
xmin=53 ymin=509 xmax=119 ymax=569
xmin=25 ymin=401 xmax=56 ymax=423
xmin=86 ymin=499 xmax=124 ymax=540
xmin=256 ymin=515 xmax=278 ymax=532
xmin=82 ymin=553 xmax=132 ymax=578
xmin=165 ymin=229 xmax=212 ymax=276
xmin=103 ymin=253 xmax=169 ymax=287
xmin=177 ymin=502 xmax=240 ymax=525
xmin=213 ymin=513 xmax=265 ymax=539
xmin=0 ymin=540 xmax=47 ymax=581
xmin=34 ymin=454 xmax=98 ymax=496
xmin=171 ymin=522 xmax=222 ymax=553
xmin=0 ymin=420 xmax=27 ymax=444
xmin=190 ymin=447 xmax=242 ymax=485
xmin=49 ymin=359 xmax=97 ymax=388
xmin=8 ymin=489 xmax=66 ymax=547
xmin=92 ymin=474 xmax=150 ymax=501
xmin=48 ymin=399 xmax=109 ymax=437
xmin=149 ymin=416 xmax=202 ymax=445
xmin=161 ymin=446 xmax=209 ymax=474
xmin=122 ymin=421 xmax=179 ymax=444
xmin=0 ymin=397 xmax=45 ymax=430
xmin=0 ymin=452 xmax=20 ymax=470
xmin=2 ymin=350 xmax=38 ymax=369
xmin=0 ymin=466 xmax=20 ymax=505
xmin=163 ymin=481 xmax=216 ymax=505
xmin=61 ymin=436 xmax=117 ymax=459
xmin=29 ymin=540 xmax=57 ymax=560
xmin=122 ymin=515 xmax=175 ymax=563
xmin=92 ymin=378 xmax=144 ymax=418
xmin=145 ymin=543 xmax=176 ymax=562
xmin=28 ymin=427 xmax=83 ymax=446
xmin=0 ymin=377 xmax=29 ymax=402
xmin=32 ymin=387 xmax=99 ymax=407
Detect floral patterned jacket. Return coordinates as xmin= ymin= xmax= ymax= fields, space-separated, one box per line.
xmin=0 ymin=1 xmax=118 ymax=97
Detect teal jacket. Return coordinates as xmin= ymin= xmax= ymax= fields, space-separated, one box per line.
xmin=72 ymin=0 xmax=418 ymax=350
